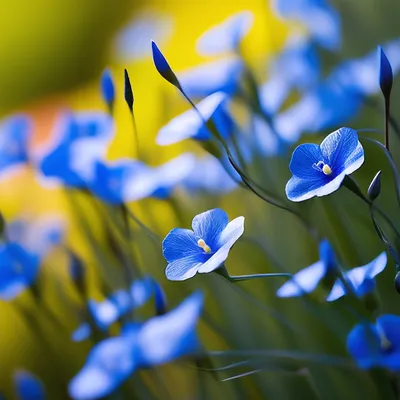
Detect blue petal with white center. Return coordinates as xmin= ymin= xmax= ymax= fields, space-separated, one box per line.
xmin=156 ymin=92 xmax=230 ymax=145
xmin=196 ymin=11 xmax=253 ymax=56
xmin=178 ymin=58 xmax=244 ymax=98
xmin=14 ymin=370 xmax=46 ymax=400
xmin=163 ymin=208 xmax=244 ymax=281
xmin=0 ymin=115 xmax=31 ymax=179
xmin=327 ymin=252 xmax=387 ymax=301
xmin=285 ymin=127 xmax=364 ymax=202
xmin=347 ymin=314 xmax=400 ymax=371
xmin=69 ymin=291 xmax=203 ymax=400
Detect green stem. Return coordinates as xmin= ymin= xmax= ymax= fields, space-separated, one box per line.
xmin=228 ymin=272 xmax=292 ymax=283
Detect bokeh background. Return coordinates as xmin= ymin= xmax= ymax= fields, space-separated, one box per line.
xmin=1 ymin=0 xmax=400 ymax=398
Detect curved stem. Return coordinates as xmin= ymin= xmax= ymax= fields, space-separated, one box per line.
xmin=228 ymin=272 xmax=292 ymax=283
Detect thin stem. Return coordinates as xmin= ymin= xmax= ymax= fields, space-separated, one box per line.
xmin=228 ymin=272 xmax=292 ymax=282
xmin=130 ymin=111 xmax=140 ymax=159
xmin=125 ymin=207 xmax=161 ymax=243
xmin=385 ymin=96 xmax=391 ymax=152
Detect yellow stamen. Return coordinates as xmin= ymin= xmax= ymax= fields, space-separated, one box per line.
xmin=322 ymin=164 xmax=332 ymax=175
xmin=197 ymin=239 xmax=211 ymax=253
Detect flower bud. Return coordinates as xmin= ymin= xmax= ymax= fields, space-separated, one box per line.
xmin=69 ymin=251 xmax=85 ymax=295
xmin=151 ymin=41 xmax=182 ymax=90
xmin=100 ymin=69 xmax=115 ymax=113
xmin=378 ymin=46 xmax=393 ymax=99
xmin=124 ymin=68 xmax=134 ymax=113
xmin=368 ymin=171 xmax=382 ymax=202
xmin=395 ymin=271 xmax=400 ymax=295
xmin=154 ymin=281 xmax=167 ymax=315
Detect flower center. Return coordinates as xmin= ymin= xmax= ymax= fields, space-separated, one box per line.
xmin=313 ymin=161 xmax=332 ymax=175
xmin=197 ymin=239 xmax=211 ymax=253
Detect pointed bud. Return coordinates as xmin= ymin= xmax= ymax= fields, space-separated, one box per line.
xmin=151 ymin=41 xmax=182 ymax=90
xmin=69 ymin=251 xmax=85 ymax=295
xmin=124 ymin=68 xmax=134 ymax=113
xmin=0 ymin=212 xmax=5 ymax=239
xmin=100 ymin=69 xmax=115 ymax=113
xmin=395 ymin=271 xmax=400 ymax=294
xmin=154 ymin=281 xmax=167 ymax=315
xmin=379 ymin=46 xmax=393 ymax=98
xmin=368 ymin=171 xmax=382 ymax=202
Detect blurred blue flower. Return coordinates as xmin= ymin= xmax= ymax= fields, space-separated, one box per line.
xmin=0 ymin=215 xmax=64 ymax=300
xmin=73 ymin=276 xmax=154 ymax=342
xmin=347 ymin=314 xmax=400 ymax=371
xmin=14 ymin=370 xmax=46 ymax=400
xmin=196 ymin=11 xmax=253 ymax=56
xmin=157 ymin=92 xmax=231 ymax=145
xmin=0 ymin=115 xmax=31 ymax=179
xmin=87 ymin=153 xmax=195 ymax=204
xmin=327 ymin=252 xmax=387 ymax=301
xmin=115 ymin=11 xmax=173 ymax=61
xmin=285 ymin=127 xmax=364 ymax=202
xmin=272 ymin=0 xmax=341 ymax=51
xmin=100 ymin=69 xmax=115 ymax=109
xmin=163 ymin=208 xmax=244 ymax=281
xmin=178 ymin=58 xmax=244 ymax=98
xmin=69 ymin=291 xmax=203 ymax=400
xmin=277 ymin=240 xmax=337 ymax=297
xmin=38 ymin=112 xmax=114 ymax=188
xmin=182 ymin=154 xmax=238 ymax=195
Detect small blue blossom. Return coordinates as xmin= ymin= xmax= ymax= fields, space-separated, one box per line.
xmin=163 ymin=208 xmax=245 ymax=281
xmin=277 ymin=240 xmax=337 ymax=297
xmin=100 ymin=69 xmax=115 ymax=109
xmin=182 ymin=154 xmax=238 ymax=195
xmin=196 ymin=11 xmax=254 ymax=56
xmin=0 ymin=214 xmax=64 ymax=300
xmin=272 ymin=0 xmax=341 ymax=51
xmin=0 ymin=115 xmax=31 ymax=179
xmin=87 ymin=153 xmax=195 ymax=204
xmin=285 ymin=127 xmax=364 ymax=202
xmin=72 ymin=276 xmax=154 ymax=342
xmin=347 ymin=314 xmax=400 ymax=371
xmin=156 ymin=92 xmax=231 ymax=146
xmin=69 ymin=291 xmax=203 ymax=400
xmin=178 ymin=58 xmax=244 ymax=98
xmin=38 ymin=112 xmax=114 ymax=188
xmin=14 ymin=370 xmax=46 ymax=400
xmin=327 ymin=252 xmax=387 ymax=301
xmin=115 ymin=11 xmax=173 ymax=61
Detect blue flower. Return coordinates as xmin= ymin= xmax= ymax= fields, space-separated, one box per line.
xmin=327 ymin=252 xmax=387 ymax=301
xmin=100 ymin=69 xmax=115 ymax=109
xmin=163 ymin=208 xmax=245 ymax=281
xmin=72 ymin=276 xmax=154 ymax=342
xmin=285 ymin=127 xmax=364 ymax=202
xmin=69 ymin=291 xmax=203 ymax=400
xmin=196 ymin=11 xmax=254 ymax=56
xmin=272 ymin=0 xmax=341 ymax=51
xmin=178 ymin=58 xmax=244 ymax=99
xmin=87 ymin=153 xmax=195 ymax=204
xmin=38 ymin=112 xmax=114 ymax=188
xmin=347 ymin=314 xmax=400 ymax=371
xmin=14 ymin=370 xmax=46 ymax=400
xmin=277 ymin=240 xmax=337 ymax=297
xmin=156 ymin=92 xmax=231 ymax=146
xmin=0 ymin=115 xmax=31 ymax=178
xmin=182 ymin=154 xmax=238 ymax=195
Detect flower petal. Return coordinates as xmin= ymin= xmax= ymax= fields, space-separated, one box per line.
xmin=197 ymin=245 xmax=230 ymax=273
xmin=377 ymin=314 xmax=400 ymax=350
xmin=289 ymin=143 xmax=324 ymax=179
xmin=14 ymin=371 xmax=45 ymax=400
xmin=276 ymin=260 xmax=326 ymax=297
xmin=285 ymin=175 xmax=327 ymax=202
xmin=217 ymin=216 xmax=245 ymax=248
xmin=346 ymin=323 xmax=381 ymax=369
xmin=162 ymin=228 xmax=200 ymax=262
xmin=132 ymin=291 xmax=203 ymax=366
xmin=165 ymin=255 xmax=203 ymax=281
xmin=192 ymin=209 xmax=229 ymax=248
